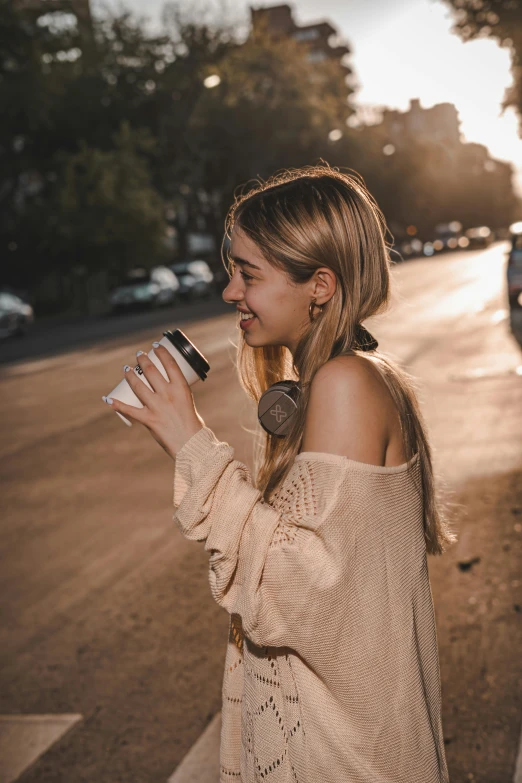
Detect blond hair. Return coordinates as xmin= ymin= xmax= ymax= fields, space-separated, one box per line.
xmin=223 ymin=163 xmax=458 ymax=555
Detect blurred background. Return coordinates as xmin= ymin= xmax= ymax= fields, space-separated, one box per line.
xmin=1 ymin=0 xmax=522 ymax=328
xmin=1 ymin=1 xmax=522 ymax=782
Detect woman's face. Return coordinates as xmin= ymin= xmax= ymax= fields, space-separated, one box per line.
xmin=222 ymin=227 xmax=333 ymax=355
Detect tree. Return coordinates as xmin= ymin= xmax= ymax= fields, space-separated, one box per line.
xmin=165 ymin=16 xmax=356 ymax=251
xmin=0 ymin=0 xmax=75 ymax=232
xmin=31 ymin=123 xmax=167 ymax=282
xmin=0 ymin=3 xmax=169 ymax=310
xmin=438 ymin=0 xmax=522 ymax=135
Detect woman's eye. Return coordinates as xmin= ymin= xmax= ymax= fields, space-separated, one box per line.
xmin=228 ymin=259 xmax=254 ymax=281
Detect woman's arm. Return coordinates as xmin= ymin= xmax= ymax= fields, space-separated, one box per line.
xmin=173 ymin=426 xmax=350 ymax=652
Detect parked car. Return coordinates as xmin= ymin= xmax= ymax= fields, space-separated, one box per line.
xmin=507 ymin=222 xmax=522 ymax=310
xmin=433 ymin=221 xmax=463 ymax=252
xmin=0 ymin=291 xmax=34 ymax=339
xmin=169 ymin=259 xmax=214 ymax=301
xmin=109 ymin=266 xmax=180 ymax=314
xmin=464 ymin=226 xmax=493 ymax=249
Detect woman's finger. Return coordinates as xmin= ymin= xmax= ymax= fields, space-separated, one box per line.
xmin=135 ymin=351 xmax=168 ymax=394
xmin=151 ymin=343 xmax=190 ymax=388
xmin=123 ymin=363 xmax=155 ymax=406
xmin=101 ymin=394 xmax=150 ymax=426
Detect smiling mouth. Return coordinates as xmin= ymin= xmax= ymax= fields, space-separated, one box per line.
xmin=239 ymin=313 xmax=257 ymax=329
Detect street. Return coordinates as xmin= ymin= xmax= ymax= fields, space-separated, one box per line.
xmin=1 ymin=242 xmax=522 ymax=782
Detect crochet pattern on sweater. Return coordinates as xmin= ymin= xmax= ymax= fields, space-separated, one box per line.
xmin=173 ymin=426 xmax=450 ymax=783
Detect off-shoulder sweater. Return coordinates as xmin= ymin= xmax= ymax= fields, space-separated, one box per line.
xmin=172 ymin=425 xmax=450 ymax=783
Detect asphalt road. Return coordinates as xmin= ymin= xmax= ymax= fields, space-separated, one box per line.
xmin=1 ymin=242 xmax=521 ymax=783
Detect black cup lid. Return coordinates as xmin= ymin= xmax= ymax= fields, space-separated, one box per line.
xmin=163 ymin=329 xmax=210 ymax=380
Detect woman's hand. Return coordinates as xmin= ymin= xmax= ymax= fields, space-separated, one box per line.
xmin=102 ymin=344 xmax=205 ymax=459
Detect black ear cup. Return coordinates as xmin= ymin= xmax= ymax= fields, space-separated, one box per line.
xmin=257 ymin=380 xmax=301 ymax=437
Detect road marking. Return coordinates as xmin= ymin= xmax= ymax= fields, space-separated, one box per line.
xmin=514 ymin=715 xmax=522 ymax=782
xmin=0 ymin=714 xmax=83 ymax=783
xmin=167 ymin=711 xmax=221 ymax=783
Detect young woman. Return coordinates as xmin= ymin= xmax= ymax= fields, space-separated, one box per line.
xmin=104 ymin=164 xmax=456 ymax=782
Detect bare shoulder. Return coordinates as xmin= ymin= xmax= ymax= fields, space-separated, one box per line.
xmin=299 ymin=354 xmax=391 ymax=465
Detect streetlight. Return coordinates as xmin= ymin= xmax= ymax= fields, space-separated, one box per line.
xmin=203 ymin=74 xmax=221 ymax=89
xmin=328 ymin=129 xmax=342 ymax=142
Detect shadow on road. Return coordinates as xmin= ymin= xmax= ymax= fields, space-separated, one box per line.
xmin=0 ymin=295 xmax=232 ymax=368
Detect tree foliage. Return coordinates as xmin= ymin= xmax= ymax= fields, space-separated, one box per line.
xmin=172 ymin=22 xmax=356 ymax=229
xmin=439 ymin=0 xmax=522 ymax=134
xmin=45 ymin=123 xmax=167 ymax=276
xmin=1 ymin=0 xmax=520 ymax=314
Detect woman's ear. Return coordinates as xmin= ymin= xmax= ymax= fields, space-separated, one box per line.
xmin=311 ymin=267 xmax=337 ymax=305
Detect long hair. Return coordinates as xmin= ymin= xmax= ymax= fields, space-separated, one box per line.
xmin=222 ymin=162 xmax=458 ymax=555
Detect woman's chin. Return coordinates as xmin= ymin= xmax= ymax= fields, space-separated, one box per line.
xmin=243 ymin=332 xmax=260 ymax=343
xmin=242 ymin=330 xmax=266 ymax=346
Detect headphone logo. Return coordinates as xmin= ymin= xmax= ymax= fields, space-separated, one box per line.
xmin=270 ymin=404 xmax=287 ymax=424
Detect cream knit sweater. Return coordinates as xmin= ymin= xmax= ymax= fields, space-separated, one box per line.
xmin=173 ymin=425 xmax=450 ymax=783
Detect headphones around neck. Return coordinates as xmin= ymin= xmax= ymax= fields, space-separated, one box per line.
xmin=257 ymin=324 xmax=378 ymax=437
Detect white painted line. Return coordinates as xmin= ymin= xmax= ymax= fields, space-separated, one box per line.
xmin=514 ymin=715 xmax=522 ymax=783
xmin=0 ymin=714 xmax=83 ymax=783
xmin=167 ymin=711 xmax=221 ymax=783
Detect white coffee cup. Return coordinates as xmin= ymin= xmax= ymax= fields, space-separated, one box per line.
xmin=105 ymin=329 xmax=210 ymax=427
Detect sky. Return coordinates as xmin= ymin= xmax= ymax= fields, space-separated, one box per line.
xmin=93 ymin=0 xmax=522 ymax=197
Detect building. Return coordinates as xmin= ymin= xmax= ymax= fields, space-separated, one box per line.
xmin=250 ymin=3 xmax=351 ymax=72
xmin=381 ymin=98 xmax=461 ymax=149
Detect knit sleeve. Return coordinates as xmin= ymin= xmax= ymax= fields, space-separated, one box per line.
xmin=172 ymin=425 xmax=350 ymax=652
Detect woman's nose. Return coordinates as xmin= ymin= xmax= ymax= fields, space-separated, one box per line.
xmin=222 ymin=277 xmax=243 ymax=304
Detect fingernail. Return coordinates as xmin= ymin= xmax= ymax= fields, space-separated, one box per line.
xmin=152 ymin=342 xmax=160 ymax=348
xmin=123 ymin=364 xmax=131 ymax=372
xmin=102 ymin=396 xmax=114 ymax=405
xmin=136 ymin=350 xmax=145 ymax=357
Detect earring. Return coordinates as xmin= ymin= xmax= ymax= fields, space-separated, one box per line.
xmin=309 ymin=298 xmax=323 ymax=323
